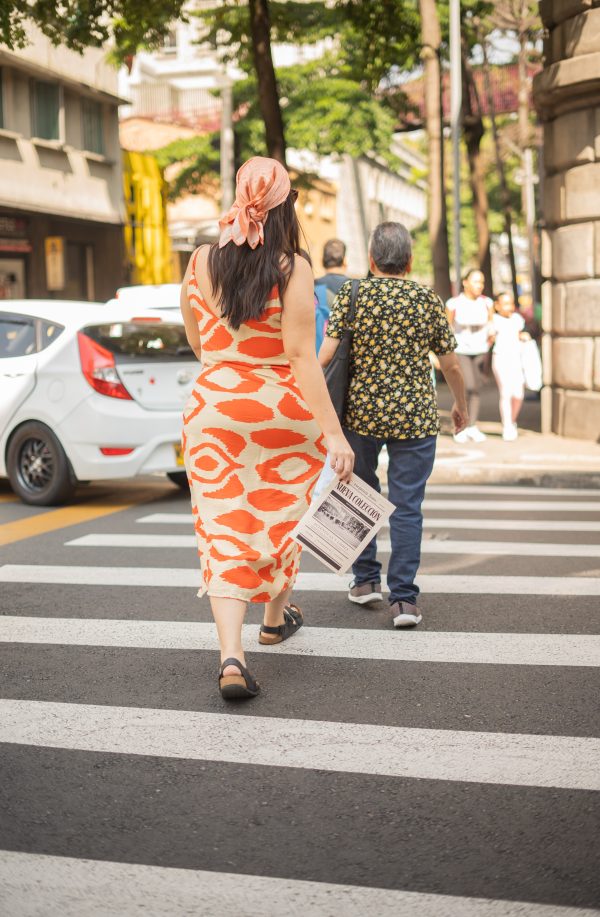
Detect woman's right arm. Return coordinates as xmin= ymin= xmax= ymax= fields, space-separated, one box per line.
xmin=281 ymin=256 xmax=354 ymax=482
xmin=179 ymin=254 xmax=202 ymax=362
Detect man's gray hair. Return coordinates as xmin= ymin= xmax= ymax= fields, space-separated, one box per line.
xmin=369 ymin=222 xmax=412 ymax=275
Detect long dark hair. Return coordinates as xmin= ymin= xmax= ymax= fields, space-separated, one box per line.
xmin=207 ymin=193 xmax=301 ymax=329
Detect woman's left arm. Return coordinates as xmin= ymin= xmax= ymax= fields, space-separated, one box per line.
xmin=318 ymin=335 xmax=339 ymax=367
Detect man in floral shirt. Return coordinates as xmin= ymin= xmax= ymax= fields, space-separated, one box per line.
xmin=319 ymin=222 xmax=468 ymax=628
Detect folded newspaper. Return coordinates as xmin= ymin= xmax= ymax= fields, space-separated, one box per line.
xmin=292 ymin=473 xmax=395 ymax=574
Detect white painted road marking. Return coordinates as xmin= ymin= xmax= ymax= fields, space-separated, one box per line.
xmin=2 ymin=565 xmax=600 ymax=595
xmin=426 ymin=485 xmax=600 ymax=497
xmin=3 ymin=616 xmax=599 ymax=667
xmin=1 ymin=851 xmax=597 ymax=917
xmin=137 ymin=512 xmax=600 ymax=533
xmin=424 ymin=500 xmax=600 ymax=512
xmin=66 ymin=532 xmax=600 ymax=558
xmin=422 ymin=518 xmax=600 ymax=532
xmin=2 ymin=699 xmax=599 ymax=790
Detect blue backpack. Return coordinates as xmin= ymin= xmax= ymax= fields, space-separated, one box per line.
xmin=314 ymin=283 xmax=335 ymax=352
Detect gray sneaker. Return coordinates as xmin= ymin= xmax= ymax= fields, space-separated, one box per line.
xmin=348 ymin=581 xmax=383 ymax=605
xmin=391 ymin=601 xmax=422 ymax=627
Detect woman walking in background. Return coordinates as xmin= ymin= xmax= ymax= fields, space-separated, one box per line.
xmin=446 ymin=269 xmax=494 ymax=443
xmin=492 ymin=291 xmax=529 ymax=441
xmin=179 ymin=157 xmax=353 ymax=700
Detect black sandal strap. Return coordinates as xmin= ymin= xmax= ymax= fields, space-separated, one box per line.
xmin=260 ymin=623 xmax=284 ymax=635
xmin=284 ymin=604 xmax=302 ymax=624
xmin=260 ymin=605 xmax=303 ymax=636
xmin=219 ymin=657 xmax=258 ymax=692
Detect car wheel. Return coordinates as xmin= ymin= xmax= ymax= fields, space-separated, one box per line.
xmin=167 ymin=471 xmax=189 ymax=490
xmin=7 ymin=421 xmax=76 ymax=506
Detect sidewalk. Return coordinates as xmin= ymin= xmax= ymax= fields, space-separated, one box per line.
xmin=430 ymin=421 xmax=600 ymax=487
xmin=424 ymin=382 xmax=600 ymax=487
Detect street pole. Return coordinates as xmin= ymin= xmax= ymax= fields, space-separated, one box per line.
xmin=523 ymin=145 xmax=537 ymax=302
xmin=450 ymin=0 xmax=462 ymax=294
xmin=220 ymin=72 xmax=235 ymax=211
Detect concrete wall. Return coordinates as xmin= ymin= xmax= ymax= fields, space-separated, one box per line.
xmin=0 ymin=64 xmax=124 ymax=225
xmin=534 ymin=0 xmax=600 ymax=440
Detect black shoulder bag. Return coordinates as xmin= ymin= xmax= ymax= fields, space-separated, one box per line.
xmin=323 ymin=279 xmax=359 ymax=421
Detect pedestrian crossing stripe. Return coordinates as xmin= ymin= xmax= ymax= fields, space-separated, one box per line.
xmin=2 ymin=699 xmax=599 ymax=790
xmin=2 ymin=616 xmax=599 ymax=667
xmin=1 ymin=851 xmax=596 ymax=917
xmin=64 ymin=532 xmax=600 ymax=558
xmin=2 ymin=565 xmax=599 ymax=594
xmin=424 ymin=499 xmax=600 ymax=512
xmin=136 ymin=512 xmax=600 ymax=532
xmin=427 ymin=485 xmax=600 ymax=497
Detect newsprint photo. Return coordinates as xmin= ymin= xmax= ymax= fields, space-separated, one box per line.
xmin=293 ymin=474 xmax=394 ymax=574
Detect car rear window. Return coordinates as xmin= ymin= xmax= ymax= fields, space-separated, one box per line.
xmin=83 ymin=322 xmax=194 ymax=361
xmin=0 ymin=313 xmax=66 ymax=358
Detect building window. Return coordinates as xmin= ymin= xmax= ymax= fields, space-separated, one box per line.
xmin=162 ymin=28 xmax=178 ymax=51
xmin=31 ymin=80 xmax=60 ymax=140
xmin=82 ymin=99 xmax=104 ymax=155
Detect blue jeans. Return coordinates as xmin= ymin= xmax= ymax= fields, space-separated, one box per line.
xmin=344 ymin=428 xmax=437 ymax=606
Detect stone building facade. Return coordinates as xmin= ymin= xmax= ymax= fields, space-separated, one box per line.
xmin=534 ymin=0 xmax=600 ymax=440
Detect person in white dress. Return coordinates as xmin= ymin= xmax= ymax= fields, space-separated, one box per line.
xmin=446 ymin=269 xmax=494 ymax=443
xmin=491 ymin=291 xmax=530 ymax=441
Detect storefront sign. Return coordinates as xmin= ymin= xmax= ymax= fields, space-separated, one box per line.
xmin=0 ymin=216 xmax=28 ymax=236
xmin=45 ymin=236 xmax=65 ymax=290
xmin=0 ymin=238 xmax=32 ymax=253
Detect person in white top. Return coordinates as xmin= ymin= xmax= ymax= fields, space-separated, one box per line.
xmin=446 ymin=269 xmax=494 ymax=443
xmin=491 ymin=291 xmax=530 ymax=441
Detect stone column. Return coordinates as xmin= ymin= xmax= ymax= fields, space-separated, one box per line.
xmin=534 ymin=0 xmax=600 ymax=439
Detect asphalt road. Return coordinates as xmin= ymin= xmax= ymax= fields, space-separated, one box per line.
xmin=0 ymin=475 xmax=599 ymax=916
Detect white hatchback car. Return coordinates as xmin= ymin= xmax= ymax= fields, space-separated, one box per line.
xmin=0 ymin=300 xmax=198 ymax=505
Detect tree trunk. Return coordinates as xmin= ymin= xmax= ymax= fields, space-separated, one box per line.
xmin=248 ymin=0 xmax=287 ymax=165
xmin=418 ymin=0 xmax=451 ymax=301
xmin=461 ymin=46 xmax=493 ymax=295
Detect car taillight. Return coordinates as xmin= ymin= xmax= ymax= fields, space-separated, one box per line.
xmin=100 ymin=447 xmax=135 ymax=456
xmin=77 ymin=332 xmax=133 ymax=400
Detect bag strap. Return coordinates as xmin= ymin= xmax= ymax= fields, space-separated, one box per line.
xmin=347 ymin=279 xmax=360 ymax=329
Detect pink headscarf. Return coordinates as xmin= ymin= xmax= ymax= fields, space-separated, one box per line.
xmin=218 ymin=156 xmax=291 ymax=250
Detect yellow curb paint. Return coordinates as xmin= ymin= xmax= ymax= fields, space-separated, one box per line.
xmin=0 ymin=488 xmax=169 ymax=547
xmin=0 ymin=494 xmax=18 ymax=504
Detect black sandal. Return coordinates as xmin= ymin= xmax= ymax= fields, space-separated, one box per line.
xmin=218 ymin=657 xmax=260 ymax=699
xmin=259 ymin=604 xmax=304 ymax=645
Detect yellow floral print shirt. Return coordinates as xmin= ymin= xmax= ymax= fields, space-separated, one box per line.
xmin=326 ymin=277 xmax=457 ymax=440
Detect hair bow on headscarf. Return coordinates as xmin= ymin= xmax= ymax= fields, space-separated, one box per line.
xmin=219 ymin=157 xmax=291 ymax=250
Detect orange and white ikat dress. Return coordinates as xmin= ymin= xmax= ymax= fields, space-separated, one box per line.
xmin=182 ymin=263 xmax=326 ymax=602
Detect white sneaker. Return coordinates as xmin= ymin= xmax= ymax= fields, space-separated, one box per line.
xmin=466 ymin=426 xmax=487 ymax=443
xmin=453 ymin=429 xmax=469 ymax=444
xmin=502 ymin=424 xmax=518 ymax=441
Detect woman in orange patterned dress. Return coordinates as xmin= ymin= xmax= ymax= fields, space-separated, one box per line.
xmin=180 ymin=157 xmax=354 ymax=699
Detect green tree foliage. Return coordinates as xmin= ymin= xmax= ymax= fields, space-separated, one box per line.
xmin=152 ymin=135 xmax=221 ymax=200
xmin=152 ymin=1 xmax=406 ymax=198
xmin=0 ymin=0 xmax=185 ymax=63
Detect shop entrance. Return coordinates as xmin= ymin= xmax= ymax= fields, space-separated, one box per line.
xmin=0 ymin=258 xmax=26 ymax=299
